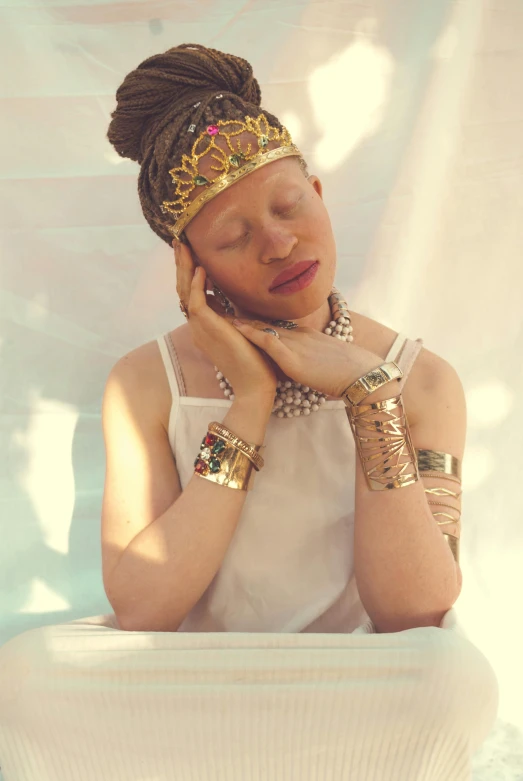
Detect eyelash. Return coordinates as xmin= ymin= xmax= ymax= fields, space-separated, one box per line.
xmin=224 ymin=201 xmax=300 ymax=250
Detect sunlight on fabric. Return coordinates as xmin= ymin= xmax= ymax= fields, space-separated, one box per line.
xmin=461 ymin=445 xmax=494 ymax=493
xmin=466 ymin=380 xmax=514 ymax=428
xmin=458 ymin=564 xmax=523 ymax=731
xmin=18 ymin=578 xmax=70 ymax=614
xmin=307 ymin=34 xmax=394 ymax=171
xmin=14 ymin=396 xmax=78 ymax=554
xmin=430 ymin=22 xmax=460 ymax=61
xmin=279 ymin=111 xmax=303 ymax=149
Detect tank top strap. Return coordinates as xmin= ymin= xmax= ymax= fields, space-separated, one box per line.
xmin=385 ymin=332 xmax=424 ymax=394
xmin=156 ymin=333 xmax=186 ymax=400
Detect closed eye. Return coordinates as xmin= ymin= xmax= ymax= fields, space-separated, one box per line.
xmin=279 ymin=198 xmax=301 ymax=216
xmin=220 ymin=197 xmax=302 ymax=250
xmin=224 ymin=233 xmax=248 ymax=250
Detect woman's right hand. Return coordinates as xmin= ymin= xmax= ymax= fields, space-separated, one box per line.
xmin=174 ymin=239 xmax=278 ymax=404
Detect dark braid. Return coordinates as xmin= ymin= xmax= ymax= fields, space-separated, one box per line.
xmin=107 ymin=43 xmax=308 ymax=247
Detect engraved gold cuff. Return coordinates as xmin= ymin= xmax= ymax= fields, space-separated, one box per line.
xmin=341 ymin=361 xmax=403 ymax=406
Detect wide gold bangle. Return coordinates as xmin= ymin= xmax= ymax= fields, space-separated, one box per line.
xmin=341 ymin=361 xmax=403 ymax=406
xmin=416 ymin=448 xmax=461 ymax=482
xmin=193 ymin=422 xmax=264 ymax=491
xmin=347 ymin=393 xmax=419 ymax=490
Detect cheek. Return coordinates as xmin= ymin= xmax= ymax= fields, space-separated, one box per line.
xmin=210 ymin=266 xmax=246 ymax=298
xmin=309 ymin=202 xmax=331 ymax=231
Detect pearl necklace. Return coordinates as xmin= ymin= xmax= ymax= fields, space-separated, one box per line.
xmin=213 ymin=286 xmax=353 ymax=418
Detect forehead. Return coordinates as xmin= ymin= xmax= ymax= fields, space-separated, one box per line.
xmin=186 ymin=132 xmax=302 ymax=228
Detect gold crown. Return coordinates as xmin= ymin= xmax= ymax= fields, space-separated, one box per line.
xmin=160 ymin=112 xmax=304 ymax=240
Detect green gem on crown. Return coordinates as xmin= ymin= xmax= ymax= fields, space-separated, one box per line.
xmin=193 ymin=175 xmax=210 ymax=186
xmin=228 ymin=150 xmax=246 ymax=167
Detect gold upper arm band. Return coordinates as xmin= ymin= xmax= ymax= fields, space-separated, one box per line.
xmin=415 ymin=448 xmax=462 ymax=564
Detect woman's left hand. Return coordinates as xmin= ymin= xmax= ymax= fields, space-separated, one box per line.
xmin=231 ymin=318 xmax=380 ymax=399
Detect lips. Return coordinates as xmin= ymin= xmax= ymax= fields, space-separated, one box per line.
xmin=269 ymin=260 xmax=318 ymax=291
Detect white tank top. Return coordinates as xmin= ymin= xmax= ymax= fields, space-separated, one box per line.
xmin=155 ymin=331 xmax=423 ymax=633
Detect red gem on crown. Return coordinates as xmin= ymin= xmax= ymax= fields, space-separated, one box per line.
xmin=207 ymin=125 xmax=220 ymax=136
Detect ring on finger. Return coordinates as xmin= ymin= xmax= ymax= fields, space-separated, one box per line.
xmin=262 ymin=327 xmax=280 ymax=339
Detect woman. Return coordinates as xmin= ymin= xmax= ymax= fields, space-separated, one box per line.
xmin=0 ymin=43 xmax=498 ymax=781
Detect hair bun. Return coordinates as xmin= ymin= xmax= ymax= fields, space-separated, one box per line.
xmin=107 ymin=43 xmax=262 ymax=165
xmin=106 ymin=44 xmax=291 ymax=249
xmin=176 ymin=44 xmax=261 ymax=105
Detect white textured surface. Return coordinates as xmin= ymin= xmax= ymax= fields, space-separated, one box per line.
xmin=1 ymin=0 xmax=522 ymax=776
xmin=0 ymin=611 xmax=499 ymax=780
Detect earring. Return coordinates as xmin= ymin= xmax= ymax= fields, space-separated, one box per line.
xmin=211 ymin=283 xmax=236 ymax=316
xmin=210 ymin=282 xmax=299 ymax=328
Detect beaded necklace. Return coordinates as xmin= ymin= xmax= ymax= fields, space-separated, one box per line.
xmin=212 ymin=285 xmax=353 ymax=417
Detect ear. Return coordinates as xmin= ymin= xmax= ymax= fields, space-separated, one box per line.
xmin=307 ymin=174 xmax=323 ymax=200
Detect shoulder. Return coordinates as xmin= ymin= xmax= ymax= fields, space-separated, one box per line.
xmin=113 ymin=336 xmax=168 ymax=393
xmin=349 ymin=309 xmax=465 ymax=435
xmin=111 ymin=325 xmax=192 ymax=432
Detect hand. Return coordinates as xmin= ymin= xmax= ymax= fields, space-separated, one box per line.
xmin=231 ymin=318 xmax=382 ymax=399
xmin=174 ymin=240 xmax=278 ymax=403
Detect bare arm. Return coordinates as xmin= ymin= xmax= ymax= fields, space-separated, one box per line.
xmin=106 ymin=396 xmax=273 ymax=632
xmin=351 ymin=354 xmax=463 ymax=633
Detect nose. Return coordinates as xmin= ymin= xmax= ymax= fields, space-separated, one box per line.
xmin=261 ymin=226 xmax=298 ymax=263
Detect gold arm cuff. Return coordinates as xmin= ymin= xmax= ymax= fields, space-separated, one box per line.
xmin=347 ymin=393 xmax=419 ymax=490
xmin=341 ymin=361 xmax=403 ymax=406
xmin=416 ymin=448 xmax=461 ymax=481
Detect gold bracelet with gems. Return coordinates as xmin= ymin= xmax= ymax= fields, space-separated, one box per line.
xmin=193 ymin=421 xmax=265 ymax=492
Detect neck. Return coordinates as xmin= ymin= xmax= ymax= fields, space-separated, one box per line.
xmin=229 ymin=296 xmax=333 ymax=334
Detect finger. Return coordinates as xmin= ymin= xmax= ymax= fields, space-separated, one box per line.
xmin=174 ymin=240 xmax=194 ymax=308
xmin=188 ymin=265 xmax=214 ymax=317
xmin=232 ymin=320 xmax=287 ymax=353
xmin=176 ymin=240 xmax=232 ymax=320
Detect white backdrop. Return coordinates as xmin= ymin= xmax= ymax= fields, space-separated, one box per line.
xmin=1 ymin=0 xmax=522 ymax=777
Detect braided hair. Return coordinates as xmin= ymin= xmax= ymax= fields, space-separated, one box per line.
xmin=107 ymin=43 xmax=308 ymax=247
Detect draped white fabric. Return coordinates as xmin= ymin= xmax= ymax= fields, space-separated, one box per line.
xmin=1 ymin=0 xmax=522 ymax=778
